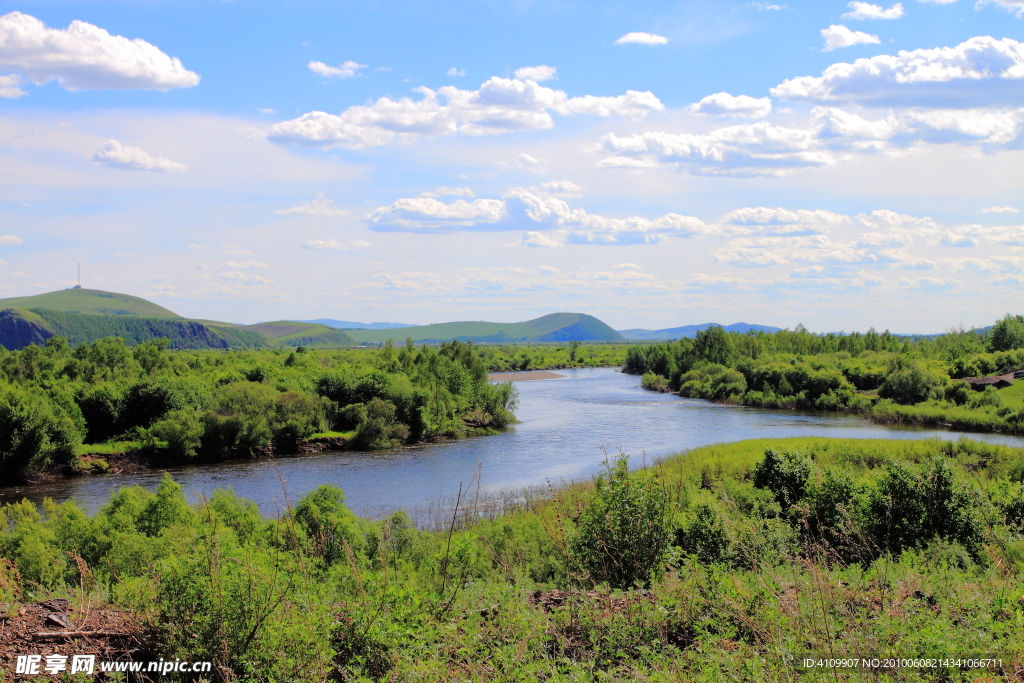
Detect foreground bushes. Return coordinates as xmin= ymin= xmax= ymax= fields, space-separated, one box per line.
xmin=2 ymin=437 xmax=1024 ymax=680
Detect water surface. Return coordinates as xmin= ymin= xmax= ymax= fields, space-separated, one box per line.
xmin=4 ymin=368 xmax=1022 ymax=520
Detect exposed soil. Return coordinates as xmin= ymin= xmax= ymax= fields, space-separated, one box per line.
xmin=0 ymin=599 xmax=150 ymax=681
xmin=487 ymin=370 xmax=567 ymax=381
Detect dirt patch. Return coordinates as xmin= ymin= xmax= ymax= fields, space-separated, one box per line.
xmin=487 ymin=371 xmax=566 ymax=381
xmin=528 ymin=589 xmax=651 ymax=613
xmin=0 ymin=600 xmax=149 ymax=680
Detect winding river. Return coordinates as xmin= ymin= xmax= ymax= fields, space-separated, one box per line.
xmin=3 ymin=367 xmax=1023 ymax=521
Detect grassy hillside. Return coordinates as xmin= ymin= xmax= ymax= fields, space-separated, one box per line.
xmin=238 ymin=321 xmax=356 ymax=348
xmin=0 ymin=288 xmax=180 ymax=318
xmin=345 ymin=312 xmax=624 ymax=344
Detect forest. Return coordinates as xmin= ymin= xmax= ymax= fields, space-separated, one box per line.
xmin=0 ymin=338 xmax=517 ymax=482
xmin=623 ymin=314 xmax=1024 ymax=435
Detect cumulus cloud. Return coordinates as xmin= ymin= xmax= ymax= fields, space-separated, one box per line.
xmin=843 ymin=2 xmax=904 ymax=19
xmin=275 ymin=194 xmax=350 ymax=217
xmin=821 ymin=25 xmax=881 ymax=52
xmin=0 ymin=11 xmax=199 ymax=92
xmin=773 ymin=36 xmax=1024 ymax=107
xmin=690 ymin=92 xmax=772 ymax=118
xmin=267 ymin=76 xmax=663 ymax=149
xmin=308 ymin=60 xmax=366 ymax=78
xmin=90 ymin=140 xmax=187 ymax=173
xmin=302 ymin=239 xmax=371 ymax=250
xmin=417 ymin=186 xmax=475 ymax=198
xmin=615 ymin=32 xmax=669 ymax=45
xmin=365 ymin=188 xmax=707 ymax=245
xmin=982 ymin=205 xmax=1020 ymax=213
xmin=521 ymin=231 xmax=564 ymax=248
xmin=899 ymin=276 xmax=959 ymax=290
xmin=446 ymin=67 xmax=466 ymax=77
xmin=976 ymin=0 xmax=1024 ymax=16
xmin=591 ymin=124 xmax=833 ymax=177
xmin=0 ymin=235 xmax=23 ymax=244
xmin=514 ymin=65 xmax=556 ymax=81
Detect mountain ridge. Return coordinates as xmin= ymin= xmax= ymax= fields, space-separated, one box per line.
xmin=617 ymin=322 xmax=783 ymax=341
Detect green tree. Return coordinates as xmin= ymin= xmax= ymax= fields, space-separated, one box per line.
xmin=989 ymin=313 xmax=1024 ymax=352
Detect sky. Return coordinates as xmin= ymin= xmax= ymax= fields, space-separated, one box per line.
xmin=0 ymin=0 xmax=1022 ymax=332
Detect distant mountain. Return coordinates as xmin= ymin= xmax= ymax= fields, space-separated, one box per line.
xmin=344 ymin=313 xmax=624 ymax=344
xmin=298 ymin=318 xmax=415 ymax=330
xmin=617 ymin=322 xmax=782 ymax=341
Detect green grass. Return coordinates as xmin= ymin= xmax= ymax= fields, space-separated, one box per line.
xmin=0 ymin=288 xmax=180 ymax=317
xmin=75 ymin=441 xmax=141 ymax=456
xmin=1000 ymin=380 xmax=1024 ymax=409
xmin=344 ymin=312 xmax=624 ymax=344
xmin=309 ymin=430 xmax=356 ymax=439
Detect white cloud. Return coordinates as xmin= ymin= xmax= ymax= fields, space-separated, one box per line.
xmin=302 ymin=239 xmax=371 ymax=250
xmin=0 ymin=11 xmax=199 ymax=91
xmin=939 ymin=231 xmax=978 ymax=247
xmin=773 ymin=36 xmax=1024 ymax=107
xmin=717 ymin=207 xmax=851 ymax=235
xmin=591 ymin=124 xmax=833 ymax=177
xmin=518 ymin=153 xmax=548 ymax=174
xmin=514 ymin=65 xmax=556 ymax=81
xmin=521 ymin=231 xmax=564 ymax=248
xmin=821 ymin=25 xmax=881 ymax=52
xmin=90 ymin=140 xmax=187 ymax=173
xmin=308 ymin=60 xmax=366 ymax=78
xmin=0 ymin=73 xmax=24 ymax=98
xmin=220 ymin=261 xmax=268 ymax=270
xmin=976 ymin=0 xmax=1024 ymax=17
xmin=366 ymin=188 xmax=707 ymax=245
xmin=843 ymin=2 xmax=905 ymax=19
xmin=417 ymin=186 xmax=475 ymax=199
xmin=446 ymin=67 xmax=466 ymax=77
xmin=615 ymin=32 xmax=669 ymax=45
xmin=275 ymin=193 xmax=350 ymax=217
xmin=899 ymin=276 xmax=959 ymax=290
xmin=746 ymin=2 xmax=787 ymax=9
xmin=982 ymin=205 xmax=1020 ymax=213
xmin=591 ymin=105 xmax=1024 ymax=176
xmin=257 ymin=107 xmax=276 ymax=114
xmin=539 ymin=180 xmax=584 ymax=197
xmin=690 ymin=92 xmax=772 ymax=118
xmin=268 ymin=76 xmax=663 ymax=149
xmin=917 ymin=0 xmax=957 ymax=4
xmin=0 ymin=235 xmax=23 ymax=244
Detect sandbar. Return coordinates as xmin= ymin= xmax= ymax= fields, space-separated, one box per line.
xmin=487 ymin=370 xmax=566 ymax=381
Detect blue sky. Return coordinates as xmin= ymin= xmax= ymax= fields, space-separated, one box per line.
xmin=0 ymin=0 xmax=1022 ymax=331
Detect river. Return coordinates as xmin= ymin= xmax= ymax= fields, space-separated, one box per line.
xmin=3 ymin=367 xmax=1022 ymax=521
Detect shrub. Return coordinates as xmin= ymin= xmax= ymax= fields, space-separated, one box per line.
xmin=569 ymin=455 xmax=673 ymax=589
xmin=752 ymin=448 xmax=812 ymax=510
xmin=878 ymin=357 xmax=943 ymax=405
xmin=293 ymin=485 xmax=364 ymax=565
xmin=944 ymin=380 xmax=971 ymax=406
xmin=0 ymin=383 xmax=81 ymax=478
xmin=152 ymin=410 xmax=204 ymax=459
xmin=676 ymin=503 xmax=731 ymax=565
xmin=350 ymin=398 xmax=410 ymax=450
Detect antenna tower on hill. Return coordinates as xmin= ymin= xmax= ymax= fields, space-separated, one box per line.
xmin=73 ymin=262 xmax=82 ymax=289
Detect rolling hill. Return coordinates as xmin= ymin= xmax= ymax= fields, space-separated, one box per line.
xmin=298 ymin=318 xmax=414 ymax=330
xmin=0 ymin=288 xmax=355 ymax=351
xmin=0 ymin=288 xmax=180 ymax=318
xmin=343 ymin=313 xmax=624 ymax=344
xmin=617 ymin=322 xmax=783 ymax=341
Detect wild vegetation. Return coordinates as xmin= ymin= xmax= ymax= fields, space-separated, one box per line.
xmin=2 ymin=436 xmax=1023 ymax=681
xmin=0 ymin=338 xmax=517 ymax=482
xmin=625 ymin=314 xmax=1024 ymax=435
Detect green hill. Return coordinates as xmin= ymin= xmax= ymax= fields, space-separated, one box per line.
xmin=235 ymin=321 xmax=356 ymax=348
xmin=0 ymin=288 xmax=180 ymax=318
xmin=343 ymin=313 xmax=624 ymax=344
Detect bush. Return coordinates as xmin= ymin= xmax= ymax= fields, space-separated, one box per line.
xmin=878 ymin=357 xmax=943 ymax=405
xmin=0 ymin=383 xmax=81 ymax=478
xmin=676 ymin=503 xmax=731 ymax=565
xmin=152 ymin=410 xmax=204 ymax=459
xmin=293 ymin=485 xmax=364 ymax=565
xmin=752 ymin=448 xmax=812 ymax=510
xmin=570 ymin=455 xmax=673 ymax=589
xmin=350 ymin=398 xmax=410 ymax=450
xmin=944 ymin=380 xmax=971 ymax=406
